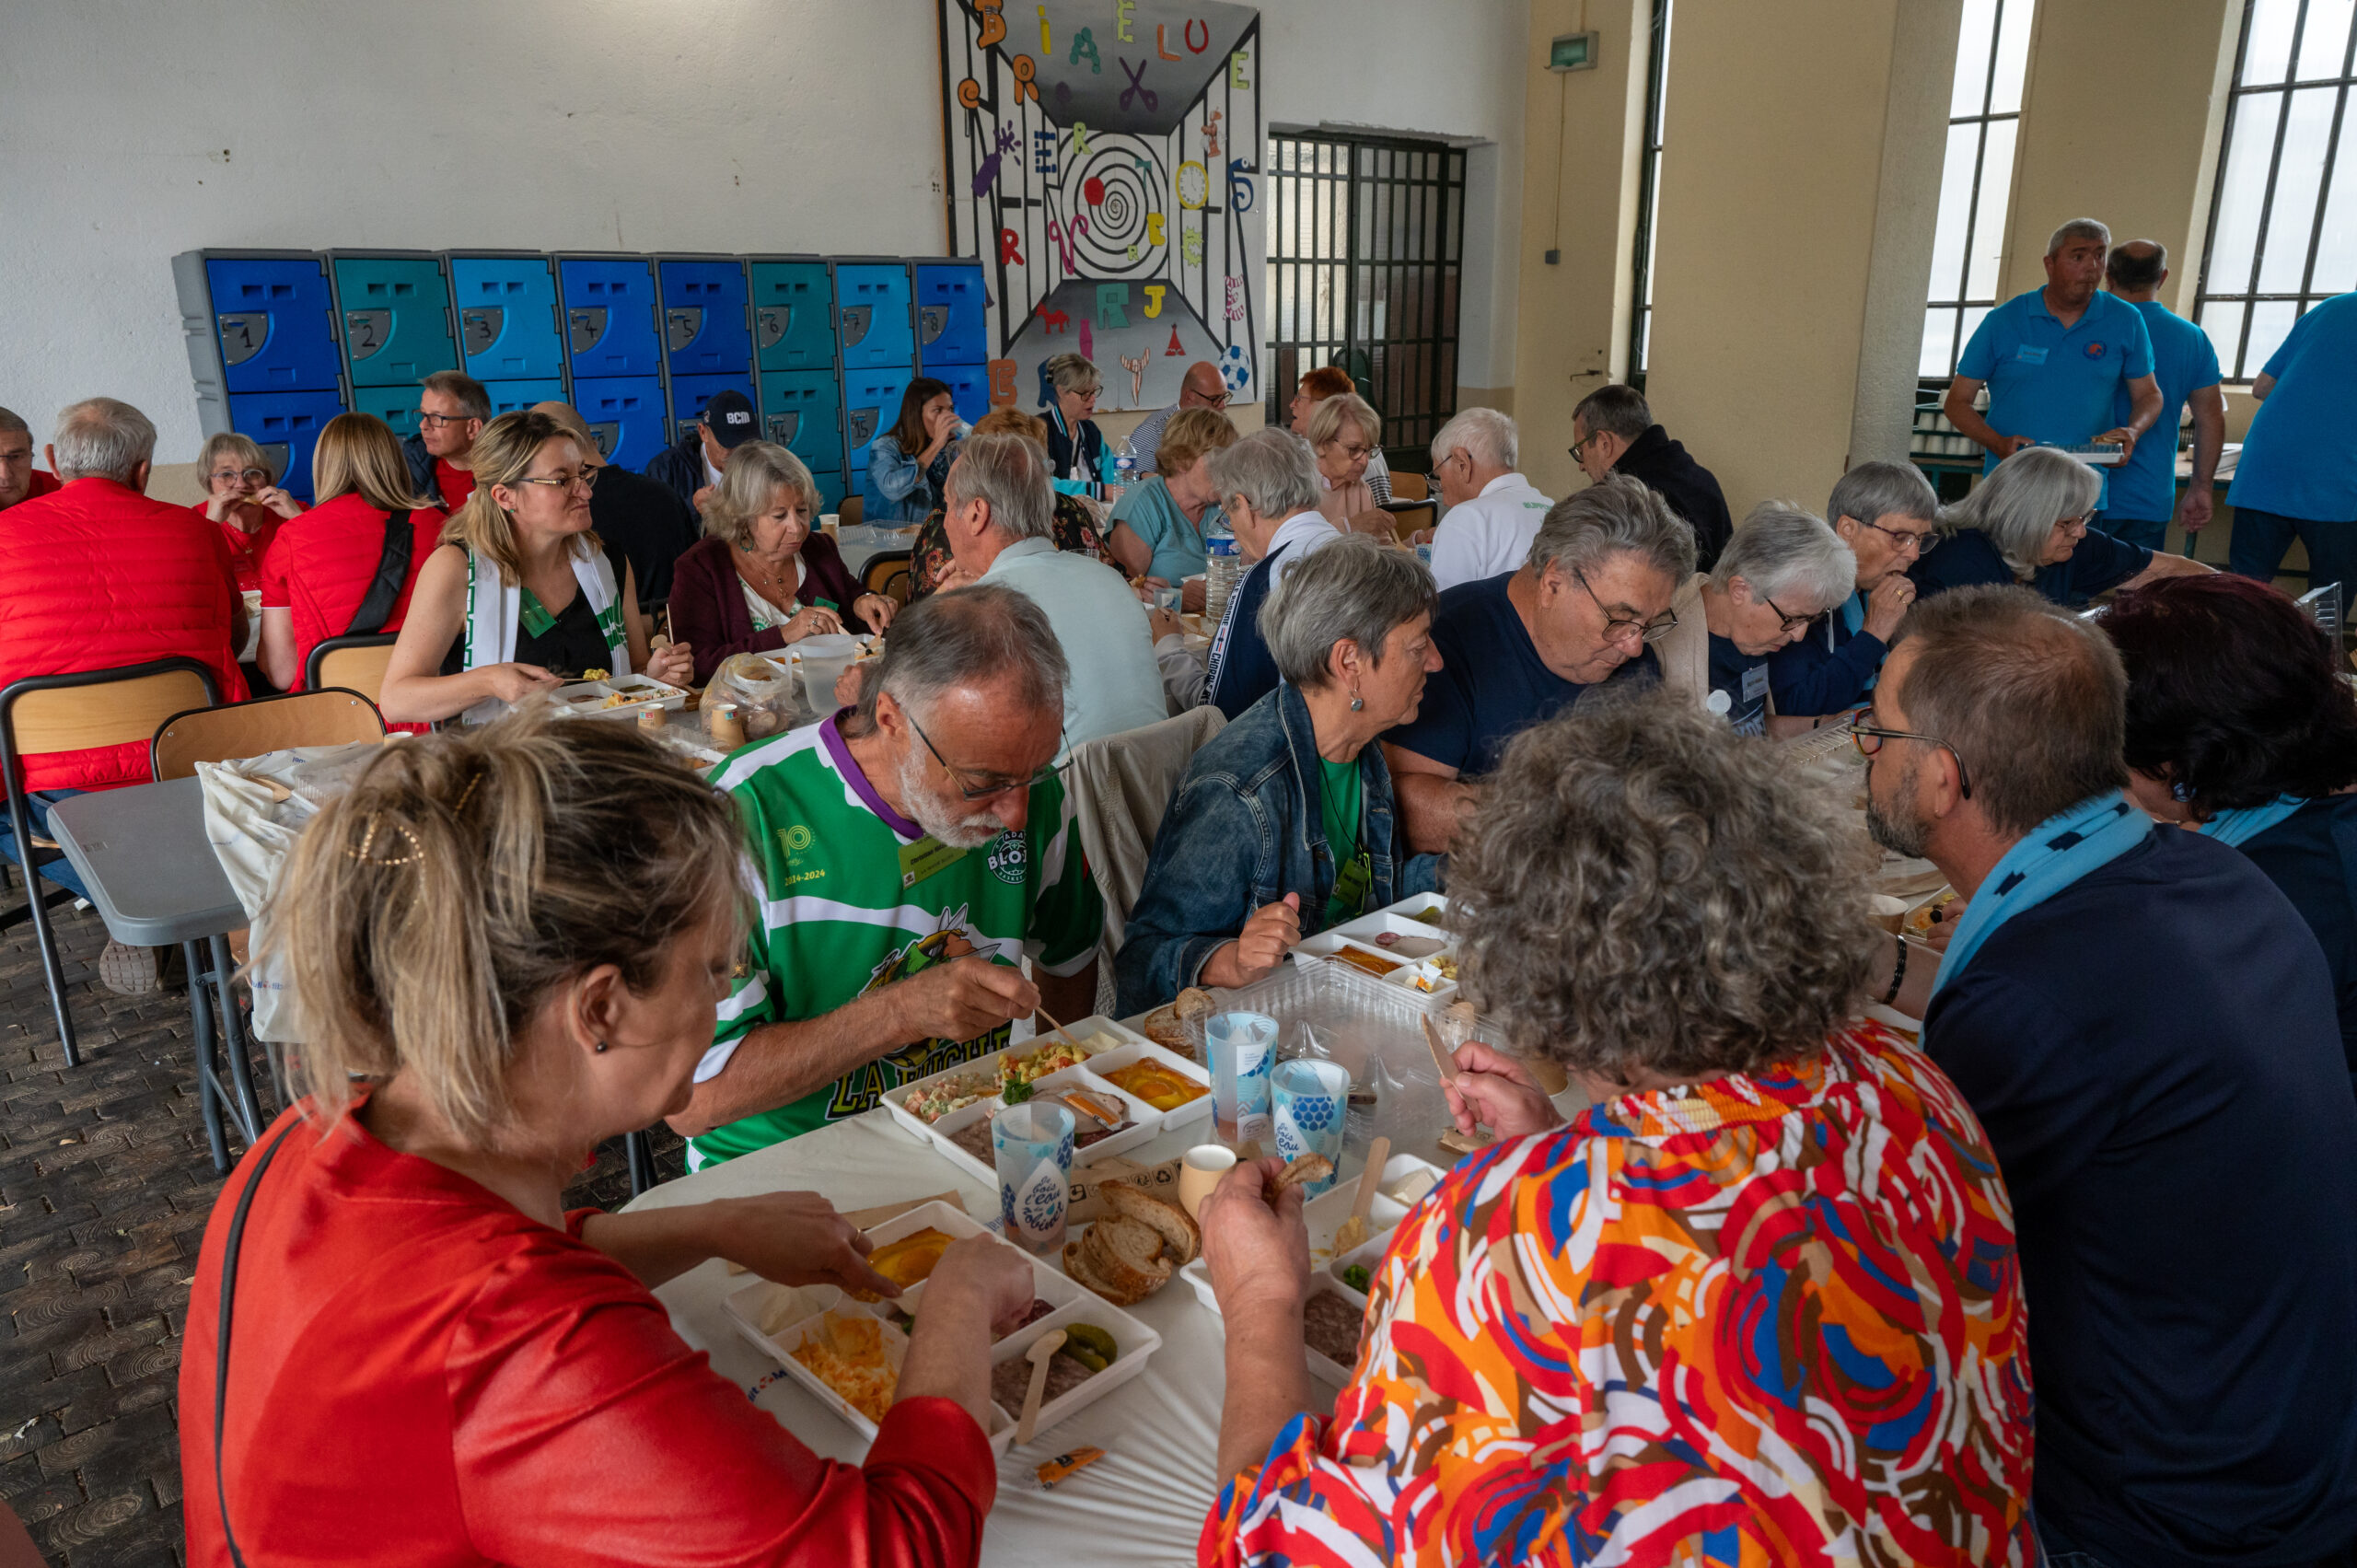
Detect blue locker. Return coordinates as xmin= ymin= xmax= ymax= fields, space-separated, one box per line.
xmin=659 ymin=259 xmax=752 ymax=377
xmin=349 ymin=384 xmax=424 ymax=442
xmin=573 ymin=377 xmax=669 ymax=472
xmin=669 ymin=372 xmax=757 ymax=444
xmin=832 ymin=262 xmax=915 ymax=370
xmin=913 ymin=261 xmax=990 ymax=369
xmin=330 ymin=254 xmax=458 ymax=388
xmin=933 ymin=363 xmax=993 ymax=425
xmin=483 ymin=378 xmax=570 ymax=419
xmin=226 ymin=389 xmax=345 ymax=502
xmin=174 ymin=252 xmax=343 ymax=394
xmin=750 ymin=260 xmax=838 ymax=373
xmin=757 ymin=369 xmax=844 ymax=473
xmin=557 ymin=257 xmax=665 ymax=380
xmin=447 ymin=254 xmax=565 ymax=382
xmin=808 ymin=469 xmax=848 ymax=515
xmin=843 ymin=365 xmax=913 ymax=509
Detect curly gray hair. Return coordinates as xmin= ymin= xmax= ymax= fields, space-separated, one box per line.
xmin=1448 ymin=693 xmax=1879 ymax=1083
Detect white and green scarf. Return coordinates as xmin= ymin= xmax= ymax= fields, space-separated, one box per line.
xmin=459 ymin=546 xmax=628 ymax=724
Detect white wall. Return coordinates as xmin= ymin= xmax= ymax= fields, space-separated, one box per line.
xmin=0 ymin=0 xmax=1526 ymax=459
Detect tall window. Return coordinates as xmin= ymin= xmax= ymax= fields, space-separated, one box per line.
xmin=2196 ymin=0 xmax=2357 ymax=380
xmin=1921 ymin=0 xmax=2037 ymax=376
xmin=1264 ymin=132 xmax=1467 ymax=466
xmin=1628 ymin=0 xmax=1674 ymax=382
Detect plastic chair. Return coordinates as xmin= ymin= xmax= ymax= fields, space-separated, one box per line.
xmin=840 ymin=495 xmax=865 ymax=529
xmin=0 ymin=657 xmax=221 ymax=1066
xmin=303 ymin=633 xmax=400 ymax=704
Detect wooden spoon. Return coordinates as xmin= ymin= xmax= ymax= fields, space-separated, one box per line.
xmin=1015 ymin=1328 xmax=1068 ymax=1446
xmin=1331 ymin=1135 xmax=1390 ymax=1257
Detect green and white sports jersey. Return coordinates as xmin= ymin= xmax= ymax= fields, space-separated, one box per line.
xmin=690 ymin=714 xmax=1102 ymax=1166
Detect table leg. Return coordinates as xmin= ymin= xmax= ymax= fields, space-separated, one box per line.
xmin=210 ymin=934 xmax=267 ymax=1142
xmin=184 ymin=940 xmax=229 ymax=1175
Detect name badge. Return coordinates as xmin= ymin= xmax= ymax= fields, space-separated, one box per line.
xmin=1742 ymin=662 xmax=1770 ymax=703
xmin=2014 ymin=345 xmax=2049 ymax=365
xmin=898 ymin=835 xmax=968 ymax=888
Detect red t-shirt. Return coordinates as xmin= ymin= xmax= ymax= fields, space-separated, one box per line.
xmin=258 ymin=494 xmax=448 ymax=690
xmin=179 ymin=1103 xmax=998 ymax=1567
xmin=435 ymin=459 xmax=477 ymax=509
xmin=195 ymin=504 xmax=283 ymax=595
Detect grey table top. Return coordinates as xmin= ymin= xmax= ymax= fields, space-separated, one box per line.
xmin=47 ymin=776 xmax=245 ymax=947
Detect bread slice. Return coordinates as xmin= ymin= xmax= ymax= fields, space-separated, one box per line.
xmin=1270 ymin=1154 xmax=1333 ymax=1196
xmin=1097 ymin=1180 xmax=1201 ymax=1268
xmin=1062 ymin=1238 xmax=1154 ymax=1307
xmin=1082 ymin=1215 xmax=1174 ymax=1299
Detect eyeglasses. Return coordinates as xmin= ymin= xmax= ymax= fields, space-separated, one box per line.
xmin=2055 ymin=510 xmax=2096 ymax=535
xmin=1187 ymin=389 xmax=1232 ymax=409
xmin=511 ymin=468 xmax=599 ymax=494
xmin=1761 ymin=593 xmax=1815 ymax=635
xmin=209 ymin=468 xmax=269 ymax=485
xmin=1862 ymin=518 xmax=1940 ymax=555
xmin=904 ymin=705 xmax=1068 ymax=801
xmin=1571 ymin=430 xmax=1605 ymax=461
xmin=1852 ymin=723 xmax=1974 ymax=799
xmin=1573 ymin=566 xmax=1678 ymax=645
xmin=416 ymin=410 xmax=474 ymax=428
xmin=1330 ymin=443 xmax=1376 ymax=461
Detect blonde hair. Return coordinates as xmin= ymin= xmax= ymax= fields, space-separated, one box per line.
xmin=261 ymin=713 xmax=748 ymax=1144
xmin=1306 ymin=393 xmax=1382 ymax=453
xmin=1155 ymin=406 xmax=1239 ymax=477
xmin=439 ymin=410 xmax=598 ymax=586
xmin=199 ymin=431 xmax=273 ymax=485
xmin=312 ymin=413 xmax=432 ymax=514
xmin=703 ymin=440 xmax=819 ymax=551
xmin=972 ymin=407 xmax=1049 ymax=444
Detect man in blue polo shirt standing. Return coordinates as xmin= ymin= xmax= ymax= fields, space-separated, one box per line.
xmin=1943 ymin=217 xmax=2164 ymax=511
xmin=2228 ymin=290 xmax=2357 ymax=608
xmin=2097 ymin=239 xmax=2224 ymax=552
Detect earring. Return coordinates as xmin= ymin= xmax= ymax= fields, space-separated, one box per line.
xmin=1349 ymin=689 xmax=1364 ymax=712
xmin=2171 ymin=779 xmax=2191 ymax=802
xmin=594 ymin=1040 xmax=610 ymax=1053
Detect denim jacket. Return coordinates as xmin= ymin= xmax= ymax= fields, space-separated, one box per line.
xmin=1114 ymin=680 xmax=1440 ymax=1015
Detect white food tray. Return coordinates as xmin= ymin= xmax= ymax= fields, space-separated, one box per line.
xmin=1295 ymin=895 xmax=1460 ymax=1005
xmin=723 ymin=1201 xmax=1161 ymax=1456
xmin=1301 ymin=1280 xmax=1370 ymax=1386
xmin=885 ymin=1017 xmax=1194 ymax=1185
xmin=1179 ymin=1151 xmax=1445 ymax=1316
xmin=544 ymin=672 xmax=690 ymax=719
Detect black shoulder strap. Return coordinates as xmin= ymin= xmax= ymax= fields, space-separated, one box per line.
xmin=214 ymin=1117 xmax=301 ymax=1568
xmin=345 ymin=509 xmax=415 ymax=637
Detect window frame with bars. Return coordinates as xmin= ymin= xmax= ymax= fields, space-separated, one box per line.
xmin=1921 ymin=0 xmax=2038 ymax=381
xmin=1628 ymin=0 xmax=1674 ymax=385
xmin=1262 ymin=131 xmax=1468 ymax=472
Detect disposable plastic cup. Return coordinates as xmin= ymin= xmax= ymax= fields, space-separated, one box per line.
xmin=1271 ymin=1058 xmax=1349 ymax=1195
xmin=1207 ymin=1011 xmax=1278 ymax=1146
xmin=993 ymin=1102 xmax=1075 ymax=1256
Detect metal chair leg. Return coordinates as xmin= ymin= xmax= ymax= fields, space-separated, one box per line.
xmin=9 ymin=789 xmax=77 ymax=1067
xmin=624 ymin=1129 xmax=656 ymax=1197
xmin=209 ymin=934 xmax=266 ymax=1141
xmin=185 ymin=941 xmax=229 ymax=1175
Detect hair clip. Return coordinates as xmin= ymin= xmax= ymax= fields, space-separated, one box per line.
xmin=343 ymin=812 xmax=424 ymax=866
xmin=450 ymin=768 xmax=485 ymax=817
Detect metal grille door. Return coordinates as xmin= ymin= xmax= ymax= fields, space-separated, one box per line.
xmin=1265 ymin=133 xmax=1466 ymax=466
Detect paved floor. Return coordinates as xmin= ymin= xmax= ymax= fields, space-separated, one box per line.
xmin=0 ymin=898 xmax=675 ymax=1567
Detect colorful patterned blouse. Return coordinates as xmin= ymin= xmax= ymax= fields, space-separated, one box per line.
xmin=906 ymin=494 xmax=1109 ymax=600
xmin=1202 ymin=1021 xmax=2035 ymax=1568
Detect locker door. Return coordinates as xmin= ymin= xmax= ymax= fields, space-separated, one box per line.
xmin=447 ymin=256 xmax=565 ymax=381
xmin=751 ymin=261 xmax=837 ymax=373
xmin=349 ymin=384 xmax=424 ymax=442
xmin=833 ymin=263 xmax=915 ymax=370
xmin=660 ymin=260 xmax=753 ymax=376
xmin=843 ymin=366 xmax=913 ymax=511
xmin=332 ymin=257 xmax=458 ymax=387
xmin=808 ymin=469 xmax=848 ymax=515
xmin=932 ymin=364 xmax=993 ymax=425
xmin=913 ymin=262 xmax=990 ymax=369
xmin=205 ymin=257 xmax=342 ymax=393
xmin=226 ymin=389 xmax=347 ymax=502
xmin=482 ymin=378 xmax=570 ymax=418
xmin=559 ymin=258 xmax=664 ymax=379
xmin=572 ymin=377 xmax=669 ymax=471
xmin=757 ymin=370 xmax=844 ymax=473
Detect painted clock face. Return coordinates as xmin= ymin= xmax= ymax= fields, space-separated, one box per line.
xmin=1175 ymin=159 xmax=1210 ymax=211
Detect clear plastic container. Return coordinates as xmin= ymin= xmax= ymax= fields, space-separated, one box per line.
xmin=1204 ymin=533 xmax=1244 ymax=624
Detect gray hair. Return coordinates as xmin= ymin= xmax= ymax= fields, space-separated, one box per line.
xmin=946 ymin=431 xmax=1053 ymax=543
xmin=199 ymin=431 xmax=274 ymax=482
xmin=856 ymin=581 xmax=1069 ymax=731
xmin=1827 ymin=460 xmax=1939 ymax=530
xmin=702 ymin=440 xmax=820 ymax=550
xmin=1043 ymin=353 xmax=1101 ymax=398
xmin=1206 ymin=427 xmax=1320 ymax=519
xmin=421 ymin=369 xmax=491 ymax=422
xmin=2047 ymin=216 xmax=2112 ymax=257
xmin=1449 ymin=692 xmax=1878 ymax=1082
xmin=1430 ymin=407 xmax=1517 ymax=471
xmin=51 ymin=398 xmax=157 ymax=482
xmin=1527 ymin=473 xmax=1697 ymax=584
xmin=1942 ymin=446 xmax=2101 ymax=573
xmin=1305 ymin=393 xmax=1383 ymax=453
xmin=1260 ymin=534 xmax=1438 ymax=690
xmin=0 ymin=407 xmax=28 ymax=438
xmin=1572 ymin=383 xmax=1652 ymax=442
xmin=1711 ymin=502 xmax=1857 ymax=609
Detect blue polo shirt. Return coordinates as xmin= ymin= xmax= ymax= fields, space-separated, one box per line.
xmin=2230 ymin=291 xmax=2357 ymax=523
xmin=1958 ymin=287 xmax=2155 ymax=507
xmin=2106 ymin=297 xmax=2220 ymax=522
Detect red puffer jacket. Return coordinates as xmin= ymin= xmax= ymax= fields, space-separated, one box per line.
xmin=0 ymin=478 xmax=250 ymax=791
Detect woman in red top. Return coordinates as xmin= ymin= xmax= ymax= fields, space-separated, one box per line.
xmin=179 ymin=716 xmax=1034 ymax=1567
xmin=192 ymin=432 xmax=304 ymax=592
xmin=258 ymin=413 xmax=447 ymax=691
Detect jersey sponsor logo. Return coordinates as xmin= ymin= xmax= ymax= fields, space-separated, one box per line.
xmin=986 ymin=830 xmax=1028 ymax=885
xmin=783 ymin=822 xmax=815 ymax=854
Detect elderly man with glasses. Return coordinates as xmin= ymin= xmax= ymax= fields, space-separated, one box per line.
xmin=401 ymin=368 xmax=492 ymax=509
xmin=1383 ymin=475 xmax=1694 ymax=854
xmin=671 ymin=583 xmax=1103 ymax=1166
xmin=1423 ymin=407 xmax=1551 ymax=591
xmin=1767 ymin=461 xmax=1939 ymax=720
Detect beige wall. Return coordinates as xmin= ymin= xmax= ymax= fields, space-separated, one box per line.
xmin=1643 ymin=0 xmax=1962 ymax=517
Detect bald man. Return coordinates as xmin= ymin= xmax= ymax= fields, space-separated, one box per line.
xmin=2099 ymin=239 xmax=2224 ymax=551
xmin=1124 ymin=360 xmax=1231 ymax=478
xmin=533 ymin=401 xmax=698 ymax=605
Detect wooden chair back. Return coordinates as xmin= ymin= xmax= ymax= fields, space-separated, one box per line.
xmin=152 ymin=690 xmax=387 ymax=783
xmin=6 ymin=667 xmax=218 ymax=760
xmin=863 ymin=549 xmax=914 ymax=598
xmin=305 ymin=633 xmax=400 ymax=703
xmin=1389 ymin=470 xmax=1429 ymax=502
xmin=840 ymin=495 xmax=865 ymax=528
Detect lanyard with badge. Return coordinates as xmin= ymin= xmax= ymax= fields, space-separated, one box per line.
xmin=1319 ymin=764 xmax=1374 ymax=916
xmin=899 ymin=835 xmax=968 ymax=889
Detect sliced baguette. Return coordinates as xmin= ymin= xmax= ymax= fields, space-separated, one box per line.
xmin=1082 ymin=1214 xmax=1174 ymax=1298
xmin=1270 ymin=1153 xmax=1333 ymax=1196
xmin=1097 ymin=1179 xmax=1201 ymax=1267
xmin=1063 ymin=1238 xmax=1155 ymax=1307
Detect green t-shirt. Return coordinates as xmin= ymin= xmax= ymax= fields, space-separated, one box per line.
xmin=691 ymin=715 xmax=1104 ymax=1166
xmin=1318 ymin=754 xmax=1369 ymax=926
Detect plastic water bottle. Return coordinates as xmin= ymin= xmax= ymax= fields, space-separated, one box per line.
xmin=1204 ymin=529 xmax=1242 ymax=623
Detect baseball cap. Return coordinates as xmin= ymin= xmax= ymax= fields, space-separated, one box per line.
xmin=702 ymin=389 xmax=758 ymax=449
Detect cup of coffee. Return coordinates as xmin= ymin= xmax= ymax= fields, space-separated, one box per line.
xmin=1178 ymin=1144 xmax=1238 ymax=1220
xmin=820 ymin=513 xmax=841 ymax=538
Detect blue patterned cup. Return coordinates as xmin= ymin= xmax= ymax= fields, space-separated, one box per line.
xmin=1207 ymin=1011 xmax=1279 ymax=1146
xmin=1271 ymin=1058 xmax=1350 ymax=1195
xmin=993 ymin=1101 xmax=1076 ymax=1256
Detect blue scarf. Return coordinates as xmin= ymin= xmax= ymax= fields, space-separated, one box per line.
xmin=1839 ymin=590 xmax=1866 ymax=637
xmin=2195 ymin=794 xmax=2306 ymax=848
xmin=1932 ymin=791 xmax=2151 ymax=997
